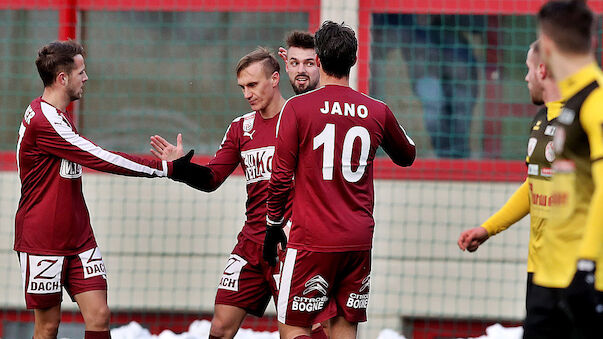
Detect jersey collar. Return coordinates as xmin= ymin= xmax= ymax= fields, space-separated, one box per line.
xmin=545 ymin=100 xmax=563 ymax=121
xmin=558 ymin=62 xmax=602 ymax=100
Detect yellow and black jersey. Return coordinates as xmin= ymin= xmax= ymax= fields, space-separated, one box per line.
xmin=481 ymin=101 xmax=562 ymax=273
xmin=526 ymin=101 xmax=562 ymax=273
xmin=534 ymin=63 xmax=603 ymax=290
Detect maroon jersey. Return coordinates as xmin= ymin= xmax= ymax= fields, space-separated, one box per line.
xmin=198 ymin=110 xmax=291 ymax=244
xmin=15 ymin=97 xmax=171 ymax=255
xmin=267 ymin=85 xmax=416 ymax=252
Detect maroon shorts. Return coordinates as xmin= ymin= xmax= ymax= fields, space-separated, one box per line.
xmin=214 ymin=233 xmax=281 ymax=317
xmin=277 ymin=248 xmax=371 ymax=327
xmin=18 ymin=247 xmax=107 ymax=309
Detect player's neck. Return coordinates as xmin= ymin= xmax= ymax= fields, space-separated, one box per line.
xmin=542 ymin=80 xmax=561 ymax=104
xmin=41 ymin=87 xmax=71 ymax=112
xmin=258 ymin=93 xmax=285 ymax=119
xmin=319 ymin=70 xmax=349 ymax=87
xmin=552 ymin=52 xmax=595 ymax=84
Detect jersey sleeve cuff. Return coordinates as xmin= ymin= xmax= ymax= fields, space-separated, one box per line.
xmin=266 ymin=216 xmax=284 ymax=227
xmin=163 ymin=160 xmax=171 ymax=177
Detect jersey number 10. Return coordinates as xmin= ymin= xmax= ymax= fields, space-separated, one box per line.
xmin=313 ymin=123 xmax=370 ymax=183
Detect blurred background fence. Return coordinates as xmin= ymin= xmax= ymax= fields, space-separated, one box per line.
xmin=1 ymin=1 xmax=602 ymax=338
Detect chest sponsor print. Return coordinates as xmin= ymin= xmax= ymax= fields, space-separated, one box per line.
xmin=241 ymin=146 xmax=274 ymax=184
xmin=60 ymin=159 xmax=82 ymax=179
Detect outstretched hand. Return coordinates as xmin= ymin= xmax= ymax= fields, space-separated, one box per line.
xmin=457 ymin=227 xmax=489 ymax=252
xmin=150 ymin=133 xmax=184 ymax=161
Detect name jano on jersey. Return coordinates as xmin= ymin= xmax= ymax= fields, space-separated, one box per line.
xmin=320 ymin=101 xmax=369 ymax=118
xmin=241 ymin=146 xmax=274 ymax=184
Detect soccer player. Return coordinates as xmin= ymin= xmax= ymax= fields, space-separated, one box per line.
xmin=533 ymin=0 xmax=603 ymax=337
xmin=457 ymin=40 xmax=563 ymax=338
xmin=150 ymin=47 xmax=325 ymax=339
xmin=264 ymin=21 xmax=416 ymax=339
xmin=278 ymin=31 xmax=320 ymax=95
xmin=15 ymin=40 xmax=172 ymax=339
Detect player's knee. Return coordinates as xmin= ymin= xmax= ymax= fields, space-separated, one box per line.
xmin=209 ymin=317 xmax=238 ymax=338
xmin=35 ymin=318 xmax=60 ymax=339
xmin=84 ymin=304 xmax=111 ymax=329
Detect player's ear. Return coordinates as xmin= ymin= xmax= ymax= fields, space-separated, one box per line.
xmin=271 ymin=71 xmax=280 ymax=87
xmin=315 ymin=54 xmax=321 ymax=68
xmin=538 ymin=63 xmax=547 ymax=80
xmin=57 ymin=72 xmax=68 ymax=87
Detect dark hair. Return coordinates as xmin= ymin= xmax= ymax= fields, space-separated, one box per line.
xmin=236 ymin=47 xmax=280 ymax=78
xmin=35 ymin=40 xmax=85 ymax=87
xmin=285 ymin=31 xmax=315 ymax=50
xmin=538 ymin=0 xmax=594 ymax=54
xmin=314 ymin=21 xmax=357 ymax=78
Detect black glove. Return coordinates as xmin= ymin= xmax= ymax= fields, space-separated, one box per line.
xmin=565 ymin=259 xmax=597 ymax=322
xmin=170 ymin=150 xmax=195 ymax=180
xmin=263 ymin=223 xmax=287 ymax=266
xmin=170 ymin=150 xmax=214 ymax=191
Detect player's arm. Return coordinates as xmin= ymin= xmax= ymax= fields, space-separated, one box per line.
xmin=458 ymin=180 xmax=530 ymax=252
xmin=576 ymin=95 xmax=603 ymax=262
xmin=35 ymin=114 xmax=170 ymax=177
xmin=381 ymin=106 xmax=416 ymax=167
xmin=264 ymin=103 xmax=298 ymax=265
xmin=150 ymin=131 xmax=239 ymax=192
xmin=565 ymin=92 xmax=603 ymax=295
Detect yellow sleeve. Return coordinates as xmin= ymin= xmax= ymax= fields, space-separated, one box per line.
xmin=577 ymin=95 xmax=603 ymax=260
xmin=481 ymin=180 xmax=530 ymax=237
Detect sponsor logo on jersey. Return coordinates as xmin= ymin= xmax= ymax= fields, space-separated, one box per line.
xmin=558 ymin=108 xmax=575 ymax=125
xmin=532 ymin=120 xmax=541 ymax=131
xmin=24 ymin=106 xmax=35 ymax=124
xmin=545 ymin=141 xmax=556 ymax=162
xmin=218 ymin=254 xmax=247 ymax=292
xmin=553 ymin=126 xmax=566 ymax=153
xmin=527 ymin=138 xmax=537 ymax=157
xmin=243 ymin=114 xmax=255 ymax=132
xmin=544 ymin=125 xmax=556 ymax=136
xmin=528 ymin=164 xmax=539 ymax=176
xmin=60 ymin=159 xmax=82 ymax=179
xmin=27 ymin=255 xmax=64 ymax=294
xmin=529 ymin=183 xmax=552 ymax=207
xmin=541 ymin=167 xmax=552 ymax=177
xmin=552 ymin=159 xmax=575 ymax=174
xmin=243 ymin=114 xmax=256 ymax=139
xmin=292 ymin=295 xmax=328 ymax=312
xmin=241 ymin=146 xmax=274 ymax=184
xmin=346 ymin=275 xmax=370 ymax=309
xmin=291 ymin=274 xmax=329 ymax=313
xmin=78 ymin=247 xmax=106 ymax=279
xmin=303 ymin=275 xmax=328 ymax=296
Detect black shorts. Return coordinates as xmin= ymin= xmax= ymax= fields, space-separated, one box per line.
xmin=523 ymin=281 xmax=572 ymax=339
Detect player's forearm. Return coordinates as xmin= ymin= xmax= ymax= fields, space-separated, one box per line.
xmin=481 ymin=180 xmax=530 ymax=236
xmin=382 ymin=114 xmax=416 ymax=166
xmin=384 ymin=140 xmax=416 ymax=167
xmin=36 ymin=121 xmax=169 ymax=177
xmin=577 ymin=161 xmax=603 ymax=260
xmin=267 ymin=177 xmax=293 ymax=224
xmin=170 ymin=162 xmax=222 ymax=192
